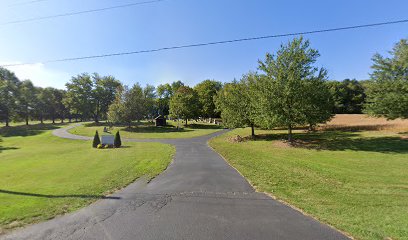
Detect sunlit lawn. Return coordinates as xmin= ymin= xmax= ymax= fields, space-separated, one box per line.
xmin=0 ymin=123 xmax=175 ymax=232
xmin=68 ymin=120 xmax=222 ymax=139
xmin=210 ymin=128 xmax=408 ymax=240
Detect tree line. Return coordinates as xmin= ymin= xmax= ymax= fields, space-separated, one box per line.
xmin=215 ymin=37 xmax=408 ymax=141
xmin=1 ymin=37 xmax=406 ymax=140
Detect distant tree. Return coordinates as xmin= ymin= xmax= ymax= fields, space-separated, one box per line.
xmin=171 ymin=81 xmax=184 ymax=94
xmin=194 ymin=80 xmax=223 ymax=119
xmin=143 ymin=84 xmax=157 ymax=119
xmin=18 ymin=80 xmax=37 ymax=125
xmin=156 ymin=83 xmax=172 ymax=116
xmin=365 ymin=39 xmax=408 ymax=119
xmin=169 ymin=86 xmax=200 ymax=126
xmin=327 ymin=79 xmax=366 ymax=114
xmin=257 ymin=37 xmax=330 ymax=141
xmin=64 ymin=73 xmax=93 ymax=122
xmin=92 ymin=74 xmax=121 ymax=123
xmin=215 ymin=74 xmax=258 ymax=137
xmin=0 ymin=67 xmax=19 ymax=126
xmin=107 ymin=85 xmax=125 ymax=125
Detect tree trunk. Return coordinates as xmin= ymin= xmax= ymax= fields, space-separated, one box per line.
xmin=185 ymin=119 xmax=188 ymax=126
xmin=40 ymin=114 xmax=43 ymax=124
xmin=25 ymin=115 xmax=29 ymax=126
xmin=288 ymin=124 xmax=293 ymax=142
xmin=251 ymin=123 xmax=255 ymax=137
xmin=5 ymin=115 xmax=9 ymax=127
xmin=52 ymin=116 xmax=55 ymax=124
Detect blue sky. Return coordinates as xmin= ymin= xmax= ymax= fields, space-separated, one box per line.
xmin=0 ymin=0 xmax=407 ymax=89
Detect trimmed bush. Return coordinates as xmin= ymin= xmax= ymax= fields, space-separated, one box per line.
xmin=97 ymin=144 xmax=103 ymax=149
xmin=114 ymin=131 xmax=122 ymax=148
xmin=93 ymin=131 xmax=101 ymax=148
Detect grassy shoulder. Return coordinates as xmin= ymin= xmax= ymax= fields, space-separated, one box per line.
xmin=209 ymin=128 xmax=408 ymax=240
xmin=0 ymin=124 xmax=175 ymax=232
xmin=68 ymin=120 xmax=222 ymax=139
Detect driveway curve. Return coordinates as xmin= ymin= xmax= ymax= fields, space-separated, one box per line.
xmin=2 ymin=124 xmax=350 ymax=240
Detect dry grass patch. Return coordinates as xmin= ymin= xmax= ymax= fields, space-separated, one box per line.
xmin=320 ymin=114 xmax=408 ymax=133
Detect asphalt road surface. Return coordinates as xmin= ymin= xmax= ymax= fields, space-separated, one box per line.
xmin=1 ymin=125 xmax=350 ymax=240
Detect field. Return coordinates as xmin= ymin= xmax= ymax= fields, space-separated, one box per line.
xmin=0 ymin=123 xmax=175 ymax=233
xmin=209 ymin=114 xmax=408 ymax=240
xmin=68 ymin=120 xmax=222 ymax=139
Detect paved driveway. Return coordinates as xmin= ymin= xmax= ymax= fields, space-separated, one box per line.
xmin=2 ymin=125 xmax=350 ymax=240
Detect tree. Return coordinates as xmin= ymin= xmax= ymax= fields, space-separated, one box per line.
xmin=365 ymin=39 xmax=408 ymax=119
xmin=92 ymin=130 xmax=101 ymax=148
xmin=92 ymin=74 xmax=121 ymax=123
xmin=64 ymin=73 xmax=93 ymax=122
xmin=194 ymin=80 xmax=222 ymax=119
xmin=107 ymin=84 xmax=150 ymax=127
xmin=257 ymin=37 xmax=331 ymax=141
xmin=114 ymin=131 xmax=122 ymax=148
xmin=156 ymin=83 xmax=172 ymax=116
xmin=303 ymin=74 xmax=334 ymax=131
xmin=171 ymin=81 xmax=184 ymax=94
xmin=169 ymin=86 xmax=200 ymax=126
xmin=327 ymin=79 xmax=366 ymax=114
xmin=215 ymin=74 xmax=258 ymax=137
xmin=0 ymin=67 xmax=19 ymax=126
xmin=18 ymin=80 xmax=37 ymax=125
xmin=143 ymin=84 xmax=157 ymax=119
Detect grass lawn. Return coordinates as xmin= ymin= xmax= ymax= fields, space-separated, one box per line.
xmin=68 ymin=120 xmax=222 ymax=139
xmin=209 ymin=128 xmax=408 ymax=240
xmin=0 ymin=123 xmax=175 ymax=232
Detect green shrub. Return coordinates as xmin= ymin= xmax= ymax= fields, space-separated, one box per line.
xmin=97 ymin=144 xmax=103 ymax=149
xmin=92 ymin=131 xmax=101 ymax=148
xmin=114 ymin=131 xmax=122 ymax=148
xmin=104 ymin=144 xmax=110 ymax=149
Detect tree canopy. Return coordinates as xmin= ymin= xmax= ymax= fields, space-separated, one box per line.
xmin=365 ymin=39 xmax=408 ymax=119
xmin=256 ymin=37 xmax=333 ymax=141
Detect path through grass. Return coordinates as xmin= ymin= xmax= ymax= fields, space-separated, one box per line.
xmin=0 ymin=124 xmax=175 ymax=232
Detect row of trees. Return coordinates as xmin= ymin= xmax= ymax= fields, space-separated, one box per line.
xmin=216 ymin=38 xmax=333 ymax=141
xmin=0 ymin=69 xmax=67 ymax=126
xmin=216 ymin=37 xmax=408 ymax=141
xmin=0 ymin=68 xmax=224 ymax=126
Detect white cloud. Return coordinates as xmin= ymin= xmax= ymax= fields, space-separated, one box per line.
xmin=0 ymin=62 xmax=70 ymax=89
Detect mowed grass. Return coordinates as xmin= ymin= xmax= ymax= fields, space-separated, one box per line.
xmin=68 ymin=120 xmax=222 ymax=139
xmin=209 ymin=116 xmax=408 ymax=240
xmin=0 ymin=123 xmax=175 ymax=232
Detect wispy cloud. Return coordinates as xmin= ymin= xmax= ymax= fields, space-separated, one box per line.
xmin=0 ymin=62 xmax=70 ymax=89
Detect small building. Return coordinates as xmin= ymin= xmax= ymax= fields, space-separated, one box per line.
xmin=155 ymin=115 xmax=167 ymax=127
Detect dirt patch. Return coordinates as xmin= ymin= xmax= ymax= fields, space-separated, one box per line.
xmin=228 ymin=135 xmax=244 ymax=143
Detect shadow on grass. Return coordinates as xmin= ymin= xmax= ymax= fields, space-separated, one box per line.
xmin=0 ymin=189 xmax=120 ymax=200
xmin=248 ymin=131 xmax=408 ymax=153
xmin=0 ymin=123 xmax=68 ymax=138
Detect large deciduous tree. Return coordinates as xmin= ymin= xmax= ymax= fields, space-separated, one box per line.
xmin=257 ymin=37 xmax=332 ymax=141
xmin=92 ymin=74 xmax=121 ymax=123
xmin=215 ymin=74 xmax=258 ymax=137
xmin=365 ymin=39 xmax=408 ymax=119
xmin=194 ymin=79 xmax=222 ymax=119
xmin=64 ymin=73 xmax=93 ymax=122
xmin=169 ymin=86 xmax=200 ymax=126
